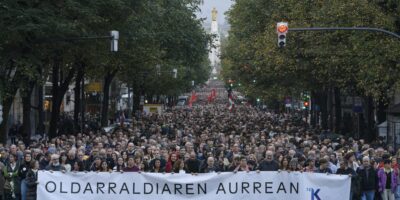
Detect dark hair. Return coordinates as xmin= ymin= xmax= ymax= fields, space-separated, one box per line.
xmin=280 ymin=156 xmax=291 ymax=169
xmin=384 ymin=159 xmax=392 ymax=165
xmin=30 ymin=160 xmax=38 ymax=169
xmin=344 ymin=152 xmax=354 ymax=160
xmin=100 ymin=160 xmax=109 ymax=171
xmin=73 ymin=161 xmax=85 ymax=171
xmin=319 ymin=158 xmax=328 ymax=164
xmin=382 ymin=154 xmax=391 ymax=160
xmin=173 ymin=159 xmax=184 ymax=173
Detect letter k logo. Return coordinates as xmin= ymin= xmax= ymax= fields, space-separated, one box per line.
xmin=311 ymin=188 xmax=321 ymax=200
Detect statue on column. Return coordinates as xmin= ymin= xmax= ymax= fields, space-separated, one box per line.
xmin=212 ymin=7 xmax=217 ymax=21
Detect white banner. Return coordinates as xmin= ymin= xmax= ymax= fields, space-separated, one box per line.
xmin=37 ymin=171 xmax=350 ymax=200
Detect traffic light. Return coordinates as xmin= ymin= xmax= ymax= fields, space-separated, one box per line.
xmin=302 ymin=92 xmax=310 ymax=109
xmin=276 ymin=22 xmax=288 ymax=47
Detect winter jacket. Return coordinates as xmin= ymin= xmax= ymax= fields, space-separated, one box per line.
xmin=257 ymin=160 xmax=279 ymax=171
xmin=3 ymin=162 xmax=21 ymax=195
xmin=18 ymin=162 xmax=31 ymax=180
xmin=0 ymin=162 xmax=5 ymax=197
xmin=357 ymin=166 xmax=378 ymax=191
xmin=377 ymin=168 xmax=398 ymax=193
xmin=25 ymin=169 xmax=38 ymax=200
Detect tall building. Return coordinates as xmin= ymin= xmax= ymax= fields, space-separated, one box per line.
xmin=209 ymin=7 xmax=221 ymax=78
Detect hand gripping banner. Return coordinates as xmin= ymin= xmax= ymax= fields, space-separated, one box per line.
xmin=37 ymin=171 xmax=350 ymax=200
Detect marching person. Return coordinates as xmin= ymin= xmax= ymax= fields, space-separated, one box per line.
xmin=357 ymin=156 xmax=378 ymax=200
xmin=151 ymin=158 xmax=165 ymax=173
xmin=100 ymin=160 xmax=111 ymax=172
xmin=316 ymin=158 xmax=332 ymax=174
xmin=113 ymin=157 xmax=126 ymax=172
xmin=25 ymin=160 xmax=39 ymax=200
xmin=45 ymin=154 xmax=66 ymax=171
xmin=234 ymin=157 xmax=250 ymax=172
xmin=124 ymin=156 xmax=140 ymax=172
xmin=173 ymin=159 xmax=186 ymax=173
xmin=336 ymin=159 xmax=357 ymax=200
xmin=378 ymin=159 xmax=398 ymax=200
xmin=200 ymin=156 xmax=220 ymax=173
xmin=19 ymin=153 xmax=32 ymax=200
xmin=3 ymin=154 xmax=20 ymax=200
xmin=258 ymin=150 xmax=279 ymax=171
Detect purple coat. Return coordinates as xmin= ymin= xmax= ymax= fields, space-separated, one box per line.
xmin=378 ymin=168 xmax=398 ymax=193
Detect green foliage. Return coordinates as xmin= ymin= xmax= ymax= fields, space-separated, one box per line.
xmin=0 ymin=0 xmax=210 ymax=141
xmin=222 ymin=0 xmax=400 ymax=103
xmin=0 ymin=0 xmax=210 ymax=101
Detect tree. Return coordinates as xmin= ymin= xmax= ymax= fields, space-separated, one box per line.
xmin=222 ymin=0 xmax=400 ymax=135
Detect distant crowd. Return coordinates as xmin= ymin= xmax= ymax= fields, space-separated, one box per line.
xmin=0 ymin=83 xmax=398 ymax=200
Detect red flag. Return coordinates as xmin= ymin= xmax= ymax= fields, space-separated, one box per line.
xmin=211 ymin=89 xmax=216 ymax=100
xmin=228 ymin=93 xmax=235 ymax=111
xmin=208 ymin=89 xmax=217 ymax=103
xmin=189 ymin=91 xmax=197 ymax=108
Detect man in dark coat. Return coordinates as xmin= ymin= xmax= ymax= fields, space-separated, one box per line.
xmin=25 ymin=161 xmax=39 ymax=200
xmin=185 ymin=152 xmax=200 ymax=173
xmin=200 ymin=156 xmax=220 ymax=173
xmin=357 ymin=156 xmax=377 ymax=200
xmin=258 ymin=150 xmax=279 ymax=171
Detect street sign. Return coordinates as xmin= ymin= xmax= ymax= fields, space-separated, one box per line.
xmin=353 ymin=97 xmax=363 ymax=113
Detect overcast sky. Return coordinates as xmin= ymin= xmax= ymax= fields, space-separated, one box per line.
xmin=198 ymin=0 xmax=234 ymax=25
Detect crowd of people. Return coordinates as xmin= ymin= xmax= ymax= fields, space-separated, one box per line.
xmin=0 ymin=81 xmax=398 ymax=200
